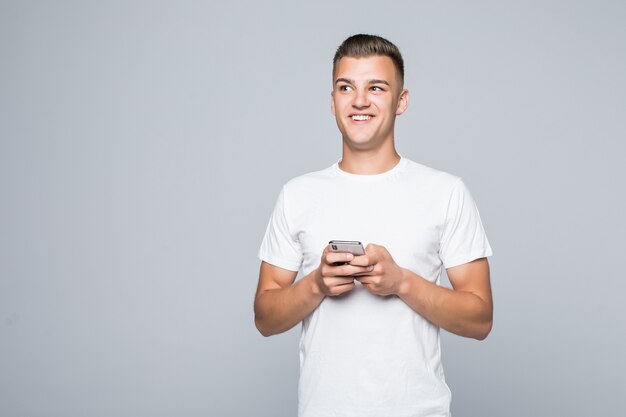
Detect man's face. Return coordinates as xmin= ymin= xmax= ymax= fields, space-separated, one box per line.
xmin=331 ymin=55 xmax=409 ymax=151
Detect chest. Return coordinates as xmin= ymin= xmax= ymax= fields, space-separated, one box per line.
xmin=294 ymin=181 xmax=445 ymax=278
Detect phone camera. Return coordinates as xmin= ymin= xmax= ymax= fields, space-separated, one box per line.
xmin=331 ymin=244 xmax=337 ymax=250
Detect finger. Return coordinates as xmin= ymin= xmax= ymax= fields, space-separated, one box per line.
xmin=322 ymin=263 xmax=361 ymax=278
xmin=325 ymin=277 xmax=355 ymax=287
xmin=351 ymin=265 xmax=375 ymax=276
xmin=354 ymin=276 xmax=372 ymax=284
xmin=364 ymin=244 xmax=384 ymax=260
xmin=347 ymin=254 xmax=372 ymax=267
xmin=332 ymin=264 xmax=373 ymax=277
xmin=330 ymin=281 xmax=355 ymax=296
xmin=325 ymin=251 xmax=355 ymax=265
xmin=352 ymin=265 xmax=374 ymax=278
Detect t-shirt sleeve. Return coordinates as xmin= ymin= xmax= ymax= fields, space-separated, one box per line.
xmin=439 ymin=179 xmax=493 ymax=268
xmin=258 ymin=186 xmax=303 ymax=272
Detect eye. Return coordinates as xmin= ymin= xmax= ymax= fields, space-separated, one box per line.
xmin=338 ymin=85 xmax=353 ymax=92
xmin=370 ymin=86 xmax=384 ymax=92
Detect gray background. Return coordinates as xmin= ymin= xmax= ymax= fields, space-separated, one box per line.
xmin=1 ymin=1 xmax=625 ymax=416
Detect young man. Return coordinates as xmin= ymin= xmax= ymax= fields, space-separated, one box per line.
xmin=255 ymin=34 xmax=493 ymax=417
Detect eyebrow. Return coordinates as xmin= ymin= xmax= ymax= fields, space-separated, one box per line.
xmin=334 ymin=78 xmax=391 ymax=87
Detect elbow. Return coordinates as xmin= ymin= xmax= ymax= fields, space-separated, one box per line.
xmin=254 ymin=315 xmax=275 ymax=337
xmin=254 ymin=299 xmax=277 ymax=337
xmin=471 ymin=300 xmax=493 ymax=340
xmin=254 ymin=297 xmax=273 ymax=337
xmin=472 ymin=319 xmax=493 ymax=341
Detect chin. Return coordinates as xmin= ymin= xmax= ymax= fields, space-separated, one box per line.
xmin=344 ymin=139 xmax=377 ymax=150
xmin=342 ymin=132 xmax=372 ymax=144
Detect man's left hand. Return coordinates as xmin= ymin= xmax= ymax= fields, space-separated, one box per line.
xmin=351 ymin=243 xmax=407 ymax=296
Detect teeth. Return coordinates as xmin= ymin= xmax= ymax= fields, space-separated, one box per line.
xmin=351 ymin=115 xmax=371 ymax=121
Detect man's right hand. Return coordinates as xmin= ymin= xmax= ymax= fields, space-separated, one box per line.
xmin=314 ymin=245 xmax=374 ymax=297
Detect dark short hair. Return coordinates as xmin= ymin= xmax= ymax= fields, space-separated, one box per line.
xmin=332 ymin=34 xmax=405 ymax=85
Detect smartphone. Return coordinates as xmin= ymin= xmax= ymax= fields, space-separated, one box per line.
xmin=328 ymin=240 xmax=365 ymax=256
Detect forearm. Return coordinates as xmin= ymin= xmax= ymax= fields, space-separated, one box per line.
xmin=254 ymin=271 xmax=325 ymax=337
xmin=398 ymin=268 xmax=493 ymax=340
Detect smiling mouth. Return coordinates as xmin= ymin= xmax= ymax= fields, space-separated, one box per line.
xmin=351 ymin=115 xmax=372 ymax=121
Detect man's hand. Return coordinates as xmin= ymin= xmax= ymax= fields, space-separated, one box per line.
xmin=314 ymin=245 xmax=374 ymax=297
xmin=352 ymin=243 xmax=406 ymax=296
xmin=350 ymin=244 xmax=493 ymax=339
xmin=255 ymin=244 xmax=375 ymax=336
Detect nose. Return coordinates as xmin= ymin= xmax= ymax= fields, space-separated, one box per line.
xmin=352 ymin=88 xmax=370 ymax=108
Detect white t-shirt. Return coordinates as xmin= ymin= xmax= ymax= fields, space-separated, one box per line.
xmin=258 ymin=156 xmax=492 ymax=417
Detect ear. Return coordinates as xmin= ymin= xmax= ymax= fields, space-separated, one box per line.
xmin=330 ymin=91 xmax=336 ymax=116
xmin=395 ymin=89 xmax=409 ymax=116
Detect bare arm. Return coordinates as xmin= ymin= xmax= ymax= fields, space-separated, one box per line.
xmin=397 ymin=258 xmax=493 ymax=340
xmin=254 ymin=248 xmax=373 ymax=337
xmin=354 ymin=244 xmax=493 ymax=340
xmin=253 ymin=262 xmax=322 ymax=337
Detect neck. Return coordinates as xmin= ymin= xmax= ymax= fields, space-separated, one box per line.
xmin=338 ymin=141 xmax=401 ymax=175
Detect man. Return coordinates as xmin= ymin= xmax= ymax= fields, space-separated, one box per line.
xmin=254 ymin=34 xmax=493 ymax=417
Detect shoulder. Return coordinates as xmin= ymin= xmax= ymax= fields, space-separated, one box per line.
xmin=401 ymin=158 xmax=462 ymax=192
xmin=402 ymin=160 xmax=483 ymax=220
xmin=281 ymin=162 xmax=338 ymax=195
